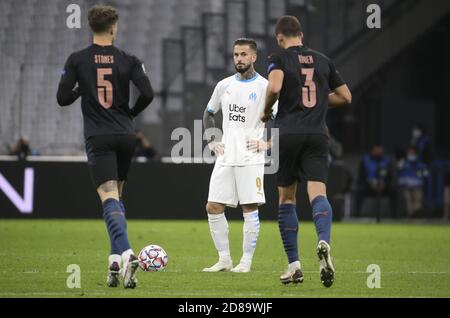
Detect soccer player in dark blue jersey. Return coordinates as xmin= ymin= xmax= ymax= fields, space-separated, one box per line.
xmin=57 ymin=5 xmax=154 ymax=288
xmin=262 ymin=16 xmax=352 ymax=287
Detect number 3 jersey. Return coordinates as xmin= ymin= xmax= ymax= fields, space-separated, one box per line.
xmin=58 ymin=44 xmax=149 ymax=139
xmin=267 ymin=45 xmax=345 ymax=136
xmin=207 ymin=73 xmax=277 ymax=167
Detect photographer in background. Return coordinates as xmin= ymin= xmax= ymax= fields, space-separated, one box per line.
xmin=397 ymin=147 xmax=429 ymax=217
xmin=135 ymin=129 xmax=158 ymax=160
xmin=410 ymin=124 xmax=433 ymax=165
xmin=356 ymin=145 xmax=396 ymax=218
xmin=7 ymin=137 xmax=37 ymax=160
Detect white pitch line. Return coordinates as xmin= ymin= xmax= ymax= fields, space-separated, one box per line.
xmin=0 ymin=291 xmax=303 ymax=297
xmin=0 ymin=291 xmax=106 ymax=296
xmin=248 ymin=270 xmax=450 ymax=275
xmin=3 ymin=270 xmax=449 ymax=275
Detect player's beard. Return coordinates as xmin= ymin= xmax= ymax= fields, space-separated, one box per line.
xmin=235 ymin=63 xmax=251 ymax=74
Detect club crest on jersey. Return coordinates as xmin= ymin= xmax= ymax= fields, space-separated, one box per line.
xmin=249 ymin=92 xmax=257 ymax=102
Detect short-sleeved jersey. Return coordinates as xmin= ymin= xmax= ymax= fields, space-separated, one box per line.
xmin=267 ymin=45 xmax=345 ymax=136
xmin=59 ymin=44 xmax=148 ymax=139
xmin=207 ymin=73 xmax=277 ymax=166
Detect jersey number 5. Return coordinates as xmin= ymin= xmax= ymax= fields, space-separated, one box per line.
xmin=300 ymin=68 xmax=317 ymax=108
xmin=97 ymin=68 xmax=113 ymax=109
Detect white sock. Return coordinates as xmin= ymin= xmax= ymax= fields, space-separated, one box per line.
xmin=241 ymin=210 xmax=260 ymax=265
xmin=108 ymin=254 xmax=121 ymax=268
xmin=207 ymin=213 xmax=231 ymax=261
xmin=121 ymin=248 xmax=134 ymax=271
xmin=288 ymin=260 xmax=301 ymax=271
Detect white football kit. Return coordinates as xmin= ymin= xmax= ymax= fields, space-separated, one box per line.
xmin=206 ymin=72 xmax=276 ymax=207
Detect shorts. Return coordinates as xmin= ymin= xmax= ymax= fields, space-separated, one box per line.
xmin=207 ymin=164 xmax=266 ymax=208
xmin=85 ymin=134 xmax=136 ymax=188
xmin=277 ymin=133 xmax=330 ymax=186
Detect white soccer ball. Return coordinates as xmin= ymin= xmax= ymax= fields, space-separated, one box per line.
xmin=137 ymin=244 xmax=168 ymax=272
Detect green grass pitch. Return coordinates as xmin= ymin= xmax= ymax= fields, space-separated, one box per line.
xmin=0 ymin=220 xmax=449 ymax=298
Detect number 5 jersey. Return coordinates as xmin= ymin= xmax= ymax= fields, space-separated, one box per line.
xmin=57 ymin=44 xmax=153 ymax=139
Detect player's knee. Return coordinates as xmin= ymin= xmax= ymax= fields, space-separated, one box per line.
xmin=242 ymin=204 xmax=258 ymax=213
xmin=206 ymin=202 xmax=224 ymax=214
xmin=98 ymin=180 xmax=118 ymax=193
xmin=279 ymin=195 xmax=296 ymax=205
xmin=307 ymin=182 xmax=327 ymax=203
xmin=279 ymin=191 xmax=296 ymax=204
xmin=278 ymin=184 xmax=297 ymax=205
xmin=309 ymin=191 xmax=328 ymax=205
xmin=97 ymin=180 xmax=119 ymax=202
xmin=279 ymin=190 xmax=296 ymax=204
xmin=309 ymin=193 xmax=327 ymax=204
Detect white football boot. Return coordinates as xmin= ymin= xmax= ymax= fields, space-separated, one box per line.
xmin=202 ymin=259 xmax=233 ymax=272
xmin=317 ymin=240 xmax=335 ymax=288
xmin=123 ymin=254 xmax=139 ymax=288
xmin=231 ymin=261 xmax=251 ymax=273
xmin=280 ymin=260 xmax=304 ymax=284
xmin=106 ymin=261 xmax=121 ymax=287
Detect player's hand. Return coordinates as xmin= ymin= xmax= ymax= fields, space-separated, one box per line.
xmin=247 ymin=140 xmax=270 ymax=153
xmin=208 ymin=141 xmax=225 ymax=156
xmin=261 ymin=112 xmax=272 ymax=123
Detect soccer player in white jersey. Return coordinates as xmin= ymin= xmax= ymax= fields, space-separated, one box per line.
xmin=202 ymin=38 xmax=276 ymax=273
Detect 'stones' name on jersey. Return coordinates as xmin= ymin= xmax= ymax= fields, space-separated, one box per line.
xmin=94 ymin=54 xmax=114 ymax=64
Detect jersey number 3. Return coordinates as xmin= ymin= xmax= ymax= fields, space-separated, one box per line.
xmin=97 ymin=68 xmax=113 ymax=109
xmin=300 ymin=68 xmax=317 ymax=108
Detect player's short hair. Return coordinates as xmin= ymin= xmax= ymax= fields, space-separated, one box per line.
xmin=234 ymin=38 xmax=257 ymax=52
xmin=275 ymin=16 xmax=302 ymax=37
xmin=88 ymin=5 xmax=119 ymax=34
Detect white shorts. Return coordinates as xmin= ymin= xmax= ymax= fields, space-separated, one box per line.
xmin=207 ymin=164 xmax=266 ymax=208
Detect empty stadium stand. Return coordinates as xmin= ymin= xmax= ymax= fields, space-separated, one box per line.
xmin=1 ymin=0 xmax=448 ymax=156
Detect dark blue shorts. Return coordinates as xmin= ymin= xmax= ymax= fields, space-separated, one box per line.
xmin=276 ymin=133 xmax=330 ymax=186
xmin=85 ymin=134 xmax=136 ymax=188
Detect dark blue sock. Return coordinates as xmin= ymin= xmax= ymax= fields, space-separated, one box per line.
xmin=278 ymin=204 xmax=299 ymax=263
xmin=311 ymin=195 xmax=333 ymax=244
xmin=118 ymin=197 xmax=128 ymax=243
xmin=119 ymin=198 xmax=127 ymax=230
xmin=119 ymin=198 xmax=125 ymax=216
xmin=103 ymin=198 xmax=131 ymax=254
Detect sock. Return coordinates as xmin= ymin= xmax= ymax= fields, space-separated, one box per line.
xmin=119 ymin=198 xmax=125 ymax=215
xmin=121 ymin=248 xmax=134 ymax=267
xmin=288 ymin=260 xmax=301 ymax=271
xmin=207 ymin=213 xmax=231 ymax=261
xmin=311 ymin=195 xmax=333 ymax=244
xmin=241 ymin=210 xmax=260 ymax=265
xmin=108 ymin=254 xmax=121 ymax=268
xmin=108 ymin=197 xmax=126 ymax=254
xmin=119 ymin=197 xmax=128 ymax=232
xmin=103 ymin=198 xmax=131 ymax=255
xmin=278 ymin=204 xmax=299 ymax=264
